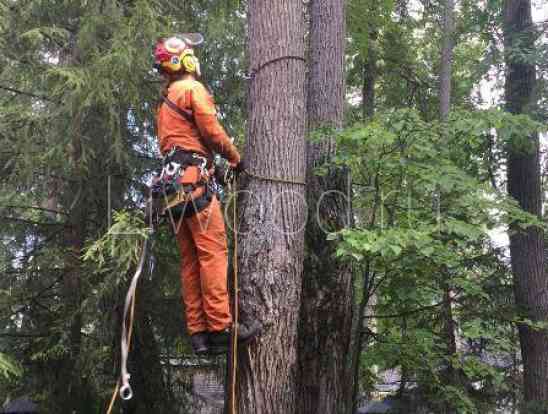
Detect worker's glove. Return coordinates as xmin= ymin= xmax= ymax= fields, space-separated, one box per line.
xmin=233 ymin=159 xmax=247 ymax=175
xmin=214 ymin=162 xmax=228 ymax=186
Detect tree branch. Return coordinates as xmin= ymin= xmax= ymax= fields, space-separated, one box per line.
xmin=0 ymin=84 xmax=58 ymax=103
xmin=364 ymin=300 xmax=445 ymax=319
xmin=2 ymin=205 xmax=69 ymax=217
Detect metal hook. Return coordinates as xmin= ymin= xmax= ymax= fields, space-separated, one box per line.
xmin=120 ymin=374 xmax=133 ymax=400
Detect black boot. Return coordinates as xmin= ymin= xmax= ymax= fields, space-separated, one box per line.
xmin=190 ymin=332 xmax=209 ymax=355
xmin=208 ymin=320 xmax=262 ymax=350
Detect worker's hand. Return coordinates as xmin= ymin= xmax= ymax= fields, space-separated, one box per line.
xmin=232 ymin=159 xmax=247 ymax=174
xmin=214 ymin=163 xmax=228 ymax=186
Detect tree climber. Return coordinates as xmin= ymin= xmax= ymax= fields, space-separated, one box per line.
xmin=153 ymin=34 xmax=259 ymax=355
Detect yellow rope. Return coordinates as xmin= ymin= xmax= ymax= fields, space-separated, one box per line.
xmin=230 ymin=178 xmax=239 ymax=414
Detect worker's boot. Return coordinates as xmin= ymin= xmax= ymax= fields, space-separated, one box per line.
xmin=190 ymin=332 xmax=209 ymax=355
xmin=208 ymin=320 xmax=262 ymax=354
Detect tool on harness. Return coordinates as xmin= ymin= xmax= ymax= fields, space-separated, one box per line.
xmin=150 ymin=148 xmax=215 ymax=220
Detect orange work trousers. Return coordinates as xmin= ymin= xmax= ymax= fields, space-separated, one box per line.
xmin=175 ymin=196 xmax=232 ymax=335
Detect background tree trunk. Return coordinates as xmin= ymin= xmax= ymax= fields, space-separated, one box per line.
xmin=503 ymin=0 xmax=548 ymax=409
xmin=438 ymin=3 xmax=459 ymax=411
xmin=57 ymin=34 xmax=85 ymax=413
xmin=363 ymin=33 xmax=378 ymax=119
xmin=350 ymin=262 xmax=374 ymax=414
xmin=236 ymin=1 xmax=307 ymax=413
xmin=297 ymin=0 xmax=353 ymax=413
xmin=439 ymin=0 xmax=455 ymax=121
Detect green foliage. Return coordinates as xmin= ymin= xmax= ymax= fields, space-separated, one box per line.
xmin=333 ymin=108 xmax=533 ymax=410
xmin=0 ymin=0 xmax=246 ymax=411
xmin=1 ymin=0 xmax=545 ymax=411
xmin=83 ymin=210 xmax=149 ymax=275
xmin=0 ymin=353 xmax=22 ymax=380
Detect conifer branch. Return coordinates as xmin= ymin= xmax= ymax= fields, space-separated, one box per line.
xmin=2 ymin=205 xmax=69 ymax=217
xmin=0 ymin=84 xmax=58 ymax=103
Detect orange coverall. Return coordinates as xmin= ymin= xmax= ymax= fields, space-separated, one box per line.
xmin=156 ymin=79 xmax=240 ymax=335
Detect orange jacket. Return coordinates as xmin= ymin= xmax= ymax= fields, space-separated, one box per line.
xmin=156 ymin=79 xmax=240 ymax=165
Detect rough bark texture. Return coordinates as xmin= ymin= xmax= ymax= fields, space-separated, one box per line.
xmin=503 ymin=0 xmax=548 ymax=410
xmin=363 ymin=34 xmax=377 ymax=119
xmin=439 ymin=0 xmax=455 ymax=121
xmin=363 ymin=61 xmax=376 ymax=119
xmin=439 ymin=3 xmax=458 ymax=410
xmin=297 ymin=1 xmax=353 ymax=414
xmin=236 ymin=2 xmax=307 ymax=413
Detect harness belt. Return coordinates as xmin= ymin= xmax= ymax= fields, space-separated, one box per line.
xmin=151 ymin=148 xmax=215 ymax=219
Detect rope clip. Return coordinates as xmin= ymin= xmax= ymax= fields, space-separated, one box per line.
xmin=120 ymin=374 xmax=133 ymax=400
xmin=193 ymin=153 xmax=208 ymax=176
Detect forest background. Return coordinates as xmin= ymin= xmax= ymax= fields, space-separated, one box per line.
xmin=0 ymin=0 xmax=548 ymax=413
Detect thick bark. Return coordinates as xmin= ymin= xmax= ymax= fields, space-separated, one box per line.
xmin=438 ymin=3 xmax=459 ymax=410
xmin=439 ymin=0 xmax=455 ymax=121
xmin=236 ymin=2 xmax=307 ymax=413
xmin=363 ymin=62 xmax=376 ymax=119
xmin=297 ymin=1 xmax=353 ymax=413
xmin=363 ymin=33 xmax=378 ymax=119
xmin=395 ymin=0 xmax=409 ymax=20
xmin=503 ymin=0 xmax=548 ymax=409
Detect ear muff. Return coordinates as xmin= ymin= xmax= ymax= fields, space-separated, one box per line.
xmin=158 ymin=47 xmax=200 ymax=75
xmin=181 ymin=50 xmax=199 ymax=74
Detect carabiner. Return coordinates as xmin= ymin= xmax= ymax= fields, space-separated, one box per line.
xmin=120 ymin=374 xmax=133 ymax=400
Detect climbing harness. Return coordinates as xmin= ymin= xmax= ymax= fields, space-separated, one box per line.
xmin=151 ymin=147 xmax=215 ymax=221
xmin=152 ymin=93 xmax=217 ymax=221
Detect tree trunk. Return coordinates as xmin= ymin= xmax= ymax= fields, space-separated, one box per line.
xmin=236 ymin=1 xmax=307 ymax=413
xmin=503 ymin=0 xmax=548 ymax=410
xmin=363 ymin=33 xmax=378 ymax=119
xmin=350 ymin=262 xmax=374 ymax=414
xmin=439 ymin=0 xmax=455 ymax=122
xmin=297 ymin=1 xmax=353 ymax=413
xmin=56 ymin=33 xmax=85 ymax=413
xmin=439 ymin=3 xmax=459 ymax=410
xmin=441 ymin=285 xmax=459 ymax=414
xmin=58 ymin=206 xmax=84 ymax=413
xmin=395 ymin=0 xmax=409 ymax=20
